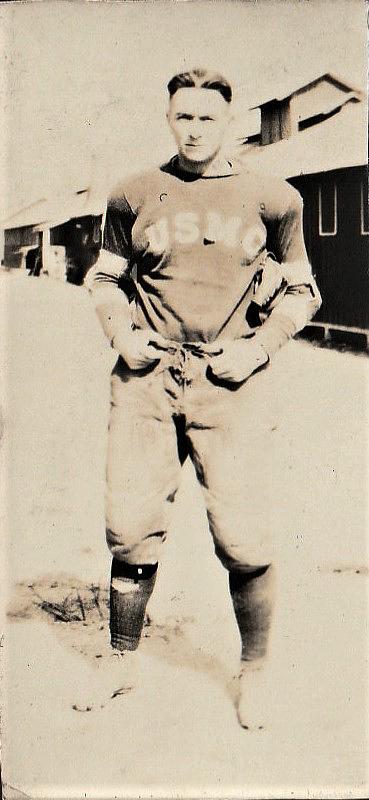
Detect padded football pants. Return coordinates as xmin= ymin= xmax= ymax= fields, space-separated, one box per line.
xmin=106 ymin=341 xmax=280 ymax=570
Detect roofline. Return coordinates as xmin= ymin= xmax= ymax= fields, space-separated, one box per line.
xmin=0 ymin=187 xmax=99 ymax=230
xmin=285 ymin=161 xmax=367 ymax=179
xmin=250 ymin=71 xmax=364 ymax=109
xmin=242 ymin=93 xmax=363 ymax=143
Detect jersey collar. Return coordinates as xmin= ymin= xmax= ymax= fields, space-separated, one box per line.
xmin=163 ymin=155 xmax=242 ymax=180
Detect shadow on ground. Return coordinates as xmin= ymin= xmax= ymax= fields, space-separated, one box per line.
xmin=6 ymin=575 xmax=234 ymax=698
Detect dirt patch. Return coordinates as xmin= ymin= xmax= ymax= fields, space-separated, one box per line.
xmin=7 ymin=575 xmax=109 ymax=624
xmin=6 ymin=575 xmax=194 ymax=664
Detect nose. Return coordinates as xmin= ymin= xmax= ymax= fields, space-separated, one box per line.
xmin=188 ymin=122 xmax=202 ymax=141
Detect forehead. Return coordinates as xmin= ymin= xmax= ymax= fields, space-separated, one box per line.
xmin=169 ymin=87 xmax=229 ymax=117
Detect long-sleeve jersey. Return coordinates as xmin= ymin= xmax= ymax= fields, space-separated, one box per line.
xmin=87 ymin=156 xmax=321 ymax=356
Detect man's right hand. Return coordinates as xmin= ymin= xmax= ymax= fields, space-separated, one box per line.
xmin=113 ymin=328 xmax=171 ymax=370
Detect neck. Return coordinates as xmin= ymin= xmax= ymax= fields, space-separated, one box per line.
xmin=177 ymin=151 xmax=232 ymax=178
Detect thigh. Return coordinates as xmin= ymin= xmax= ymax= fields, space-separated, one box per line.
xmin=188 ymin=372 xmax=281 ymax=567
xmin=106 ymin=366 xmax=182 ymax=546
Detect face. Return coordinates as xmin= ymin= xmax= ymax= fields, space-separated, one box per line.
xmin=167 ymin=87 xmax=231 ymax=164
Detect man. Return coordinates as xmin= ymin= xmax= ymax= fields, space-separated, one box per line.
xmin=85 ymin=68 xmax=321 ymax=728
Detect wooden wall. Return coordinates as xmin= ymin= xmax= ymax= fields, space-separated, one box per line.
xmin=289 ymin=165 xmax=369 ymax=331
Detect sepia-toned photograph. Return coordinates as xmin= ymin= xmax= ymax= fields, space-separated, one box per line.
xmin=0 ymin=0 xmax=368 ymax=798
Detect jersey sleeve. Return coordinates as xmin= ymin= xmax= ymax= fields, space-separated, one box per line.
xmin=84 ymin=190 xmax=138 ymax=344
xmin=103 ymin=193 xmax=136 ymax=261
xmin=253 ymin=182 xmax=321 ymax=358
xmin=271 ymin=188 xmax=307 ymax=261
xmin=85 ymin=189 xmax=137 ymax=301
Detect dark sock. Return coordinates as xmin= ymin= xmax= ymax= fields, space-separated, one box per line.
xmin=229 ymin=564 xmax=275 ymax=662
xmin=110 ymin=558 xmax=158 ymax=651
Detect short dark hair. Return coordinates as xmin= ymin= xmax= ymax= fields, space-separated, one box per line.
xmin=167 ymin=68 xmax=232 ymax=104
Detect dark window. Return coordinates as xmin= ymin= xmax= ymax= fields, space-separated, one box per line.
xmin=318 ymin=182 xmax=337 ymax=236
xmin=361 ymin=181 xmax=369 ymax=235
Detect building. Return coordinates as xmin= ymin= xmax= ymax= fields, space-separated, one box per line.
xmin=1 ymin=189 xmax=104 ymax=285
xmin=2 ymin=71 xmax=368 ymax=343
xmin=238 ymin=73 xmax=368 ymax=345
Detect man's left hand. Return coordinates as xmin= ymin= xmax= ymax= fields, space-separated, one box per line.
xmin=202 ymin=338 xmax=269 ymax=383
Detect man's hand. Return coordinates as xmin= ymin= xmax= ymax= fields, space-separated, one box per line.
xmin=113 ymin=328 xmax=171 ymax=370
xmin=202 ymin=338 xmax=269 ymax=383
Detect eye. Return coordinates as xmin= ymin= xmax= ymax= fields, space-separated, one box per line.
xmin=176 ymin=113 xmax=193 ymax=121
xmin=200 ymin=116 xmax=215 ymax=122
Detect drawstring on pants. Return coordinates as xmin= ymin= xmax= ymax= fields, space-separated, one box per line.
xmin=148 ymin=339 xmax=223 ymax=388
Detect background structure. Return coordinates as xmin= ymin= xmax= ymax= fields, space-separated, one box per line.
xmin=0 ymin=2 xmax=368 ymax=798
xmin=1 ymin=0 xmax=367 ymax=340
xmin=1 ymin=0 xmax=367 ymax=205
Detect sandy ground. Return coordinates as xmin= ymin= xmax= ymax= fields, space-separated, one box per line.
xmin=0 ymin=272 xmax=368 ymax=800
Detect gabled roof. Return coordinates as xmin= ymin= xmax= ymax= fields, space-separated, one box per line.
xmin=237 ymin=98 xmax=367 ymax=178
xmin=250 ymin=72 xmax=363 ymax=109
xmin=1 ymin=188 xmax=105 ymax=231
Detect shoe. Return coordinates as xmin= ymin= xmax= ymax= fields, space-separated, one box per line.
xmin=72 ymin=648 xmax=140 ymax=712
xmin=235 ymin=659 xmax=268 ymax=730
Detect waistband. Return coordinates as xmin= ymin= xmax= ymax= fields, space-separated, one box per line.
xmin=147 ymin=339 xmax=223 ymax=358
xmin=148 ymin=339 xmax=224 ymax=386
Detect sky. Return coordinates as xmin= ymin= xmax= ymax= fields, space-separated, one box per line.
xmin=1 ymin=0 xmax=367 ymax=219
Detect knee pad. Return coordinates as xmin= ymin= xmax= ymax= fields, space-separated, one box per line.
xmin=106 ymin=526 xmax=166 ymax=564
xmin=229 ymin=564 xmax=270 ymax=586
xmin=111 ymin=559 xmax=158 ymax=582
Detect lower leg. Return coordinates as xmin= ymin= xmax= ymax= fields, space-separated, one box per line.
xmin=110 ymin=558 xmax=158 ymax=651
xmin=228 ymin=564 xmax=275 ymax=729
xmin=229 ymin=564 xmax=275 ymax=663
xmin=71 ymin=559 xmax=158 ymax=712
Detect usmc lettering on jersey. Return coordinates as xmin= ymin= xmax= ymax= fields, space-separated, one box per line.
xmin=146 ymin=212 xmax=266 ymax=264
